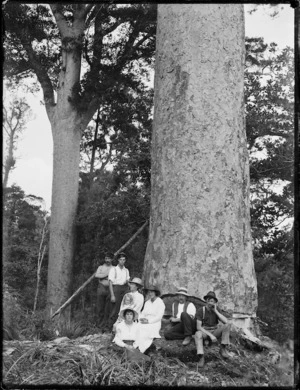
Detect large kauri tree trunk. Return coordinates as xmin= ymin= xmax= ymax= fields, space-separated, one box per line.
xmin=47 ymin=114 xmax=82 ymax=316
xmin=144 ymin=4 xmax=257 ymax=318
xmin=46 ymin=9 xmax=90 ymax=316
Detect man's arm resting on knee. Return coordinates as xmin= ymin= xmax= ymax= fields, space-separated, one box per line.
xmin=196 ymin=320 xmax=216 ymax=341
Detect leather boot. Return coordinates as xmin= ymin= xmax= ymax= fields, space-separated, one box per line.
xmin=182 ymin=336 xmax=192 ymax=346
xmin=197 ymin=354 xmax=205 ymax=368
xmin=220 ymin=345 xmax=230 ymax=359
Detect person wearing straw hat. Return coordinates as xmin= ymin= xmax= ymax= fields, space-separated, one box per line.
xmin=194 ymin=291 xmax=231 ymax=367
xmin=112 ymin=277 xmax=145 ymax=332
xmin=113 ymin=307 xmax=139 ymax=350
xmin=133 ymin=285 xmax=165 ymax=353
xmin=126 ymin=277 xmax=145 ymax=316
xmin=164 ymin=287 xmax=196 ymax=346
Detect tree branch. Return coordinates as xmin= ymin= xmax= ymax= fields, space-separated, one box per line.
xmin=80 ymin=97 xmax=101 ymax=130
xmin=84 ymin=37 xmax=92 ymax=67
xmin=102 ymin=19 xmax=123 ymax=36
xmin=99 ymin=142 xmax=113 ymax=173
xmin=83 ymin=4 xmax=95 ymax=20
xmin=133 ymin=31 xmax=152 ymax=51
xmin=85 ymin=4 xmax=102 ymax=27
xmin=18 ymin=34 xmax=55 ymax=120
xmin=113 ymin=20 xmax=143 ymax=72
xmin=50 ymin=4 xmax=70 ymax=38
xmin=12 ymin=118 xmax=20 ymax=133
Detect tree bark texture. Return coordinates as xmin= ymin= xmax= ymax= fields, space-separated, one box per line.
xmin=144 ymin=4 xmax=257 ymax=315
xmin=46 ymin=16 xmax=87 ymax=315
xmin=47 ymin=114 xmax=82 ymax=315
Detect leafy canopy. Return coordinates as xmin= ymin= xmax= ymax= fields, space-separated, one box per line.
xmin=3 ymin=3 xmax=157 ymax=123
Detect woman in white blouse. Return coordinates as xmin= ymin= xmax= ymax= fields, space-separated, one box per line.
xmin=113 ymin=307 xmax=139 ymax=350
xmin=133 ymin=285 xmax=165 ymax=353
xmin=112 ymin=277 xmax=145 ymax=332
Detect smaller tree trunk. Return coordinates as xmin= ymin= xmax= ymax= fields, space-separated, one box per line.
xmin=3 ymin=131 xmax=16 ymax=190
xmin=33 ymin=217 xmax=48 ymax=313
xmin=90 ymin=109 xmax=100 ymax=175
xmin=33 ymin=245 xmax=46 ymax=313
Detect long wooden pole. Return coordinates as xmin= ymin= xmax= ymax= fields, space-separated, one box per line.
xmin=51 ymin=220 xmax=149 ymax=319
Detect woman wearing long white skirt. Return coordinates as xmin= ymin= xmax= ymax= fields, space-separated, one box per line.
xmin=134 ymin=285 xmax=165 ymax=353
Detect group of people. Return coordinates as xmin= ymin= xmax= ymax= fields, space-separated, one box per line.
xmin=95 ymin=252 xmax=231 ymax=367
xmin=164 ymin=288 xmax=231 ymax=367
xmin=95 ymin=252 xmax=165 ymax=353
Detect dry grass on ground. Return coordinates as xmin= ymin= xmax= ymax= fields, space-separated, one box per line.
xmin=3 ymin=329 xmax=295 ymax=387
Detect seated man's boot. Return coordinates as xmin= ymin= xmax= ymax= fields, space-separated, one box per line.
xmin=197 ymin=354 xmax=205 ymax=368
xmin=204 ymin=339 xmax=212 ymax=347
xmin=220 ymin=345 xmax=230 ymax=359
xmin=182 ymin=336 xmax=192 ymax=346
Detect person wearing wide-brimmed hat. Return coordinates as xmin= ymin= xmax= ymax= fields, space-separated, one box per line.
xmin=133 ymin=285 xmax=165 ymax=353
xmin=113 ymin=307 xmax=139 ymax=350
xmin=112 ymin=277 xmax=145 ymax=332
xmin=126 ymin=277 xmax=145 ymax=315
xmin=194 ymin=291 xmax=231 ymax=367
xmin=164 ymin=287 xmax=197 ymax=346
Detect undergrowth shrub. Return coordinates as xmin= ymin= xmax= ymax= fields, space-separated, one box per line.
xmin=3 ymin=283 xmax=23 ymax=340
xmin=58 ymin=320 xmax=87 ymax=339
xmin=256 ymin=253 xmax=294 ymax=343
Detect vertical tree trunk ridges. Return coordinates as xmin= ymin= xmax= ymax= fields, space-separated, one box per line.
xmin=47 ymin=113 xmax=82 ymax=314
xmin=46 ymin=25 xmax=85 ymax=315
xmin=144 ymin=4 xmax=257 ymax=315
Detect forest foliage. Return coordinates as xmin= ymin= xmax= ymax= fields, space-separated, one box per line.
xmin=3 ymin=2 xmax=159 ymax=315
xmin=3 ymin=3 xmax=294 ymax=345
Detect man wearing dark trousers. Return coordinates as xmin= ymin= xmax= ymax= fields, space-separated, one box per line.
xmin=164 ymin=287 xmax=196 ymax=345
xmin=195 ymin=291 xmax=231 ymax=368
xmin=95 ymin=252 xmax=114 ymax=327
xmin=104 ymin=252 xmax=130 ymax=332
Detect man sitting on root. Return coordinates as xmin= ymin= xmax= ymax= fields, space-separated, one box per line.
xmin=164 ymin=287 xmax=196 ymax=346
xmin=195 ymin=291 xmax=231 ymax=367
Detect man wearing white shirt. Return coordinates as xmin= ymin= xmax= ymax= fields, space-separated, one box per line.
xmin=104 ymin=252 xmax=130 ymax=332
xmin=164 ymin=287 xmax=196 ymax=346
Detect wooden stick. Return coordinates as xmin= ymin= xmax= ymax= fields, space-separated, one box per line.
xmin=51 ymin=220 xmax=149 ymax=319
xmin=113 ymin=220 xmax=149 ymax=256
